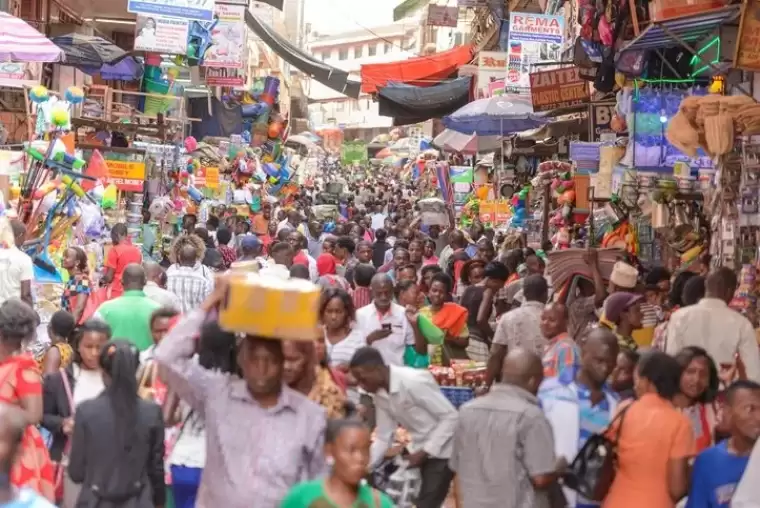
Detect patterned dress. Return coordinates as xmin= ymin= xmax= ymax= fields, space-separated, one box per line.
xmin=60 ymin=273 xmax=91 ymax=315
xmin=0 ymin=355 xmax=54 ymax=500
xmin=308 ymin=366 xmax=346 ymax=419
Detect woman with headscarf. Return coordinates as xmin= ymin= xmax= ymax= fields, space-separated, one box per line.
xmin=282 ymin=340 xmax=346 ymax=419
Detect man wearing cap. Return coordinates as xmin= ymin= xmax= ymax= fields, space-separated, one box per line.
xmin=601 ymin=292 xmax=643 ymax=352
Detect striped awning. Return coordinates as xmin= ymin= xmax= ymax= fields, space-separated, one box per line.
xmin=0 ymin=12 xmax=64 ymax=63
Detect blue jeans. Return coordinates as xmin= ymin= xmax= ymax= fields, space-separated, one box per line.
xmin=170 ymin=465 xmax=203 ymax=508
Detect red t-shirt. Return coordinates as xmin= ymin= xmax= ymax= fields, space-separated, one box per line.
xmin=105 ymin=241 xmax=142 ymax=297
xmin=293 ymin=251 xmax=309 ymax=267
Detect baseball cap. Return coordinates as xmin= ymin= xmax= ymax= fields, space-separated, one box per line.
xmin=240 ymin=235 xmax=261 ymax=250
xmin=604 ymin=292 xmax=644 ymax=323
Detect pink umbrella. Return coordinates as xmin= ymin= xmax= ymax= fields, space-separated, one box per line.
xmin=0 ymin=12 xmax=63 ymax=62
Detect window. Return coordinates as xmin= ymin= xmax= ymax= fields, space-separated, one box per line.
xmin=335 ymin=101 xmax=345 ymax=112
xmin=354 ymin=45 xmax=363 ymax=58
xmin=368 ymin=44 xmax=376 ymax=56
xmin=321 ymin=51 xmax=328 ymax=60
xmin=338 ymin=48 xmax=348 ymax=60
xmin=384 ymin=42 xmax=392 ymax=53
xmin=454 ymin=32 xmax=463 ymax=46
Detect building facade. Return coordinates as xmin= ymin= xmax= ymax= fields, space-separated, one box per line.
xmin=305 ymin=22 xmax=418 ymax=141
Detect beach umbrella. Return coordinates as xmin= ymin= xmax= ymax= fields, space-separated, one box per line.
xmin=433 ymin=129 xmax=504 ymax=154
xmin=443 ymin=95 xmax=547 ymax=136
xmin=0 ymin=12 xmax=63 ymax=62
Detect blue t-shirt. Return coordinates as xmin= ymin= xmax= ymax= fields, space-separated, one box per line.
xmin=576 ymin=382 xmax=612 ymax=508
xmin=686 ymin=440 xmax=751 ymax=508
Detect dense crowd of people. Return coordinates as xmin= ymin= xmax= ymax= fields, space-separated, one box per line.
xmin=0 ymin=170 xmax=757 ymax=508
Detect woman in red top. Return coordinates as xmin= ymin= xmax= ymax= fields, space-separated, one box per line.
xmin=0 ymin=300 xmax=54 ymax=500
xmin=102 ymin=223 xmax=142 ymax=298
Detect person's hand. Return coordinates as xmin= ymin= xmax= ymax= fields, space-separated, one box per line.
xmin=405 ymin=305 xmax=419 ymax=325
xmin=555 ymin=456 xmax=569 ymax=473
xmin=62 ymin=417 xmax=74 ymax=436
xmin=719 ymin=362 xmax=738 ymax=386
xmin=367 ymin=328 xmax=393 ymax=344
xmin=201 ymin=275 xmax=229 ymax=312
xmin=405 ymin=450 xmax=429 ymax=468
xmin=583 ymin=247 xmax=598 ymax=266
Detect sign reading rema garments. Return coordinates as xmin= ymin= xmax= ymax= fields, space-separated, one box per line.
xmin=529 ymin=67 xmax=589 ymax=112
xmin=506 ymin=12 xmax=565 ymax=93
xmin=508 ymin=13 xmax=564 ymax=43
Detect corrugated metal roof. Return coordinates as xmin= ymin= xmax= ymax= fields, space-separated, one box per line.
xmin=617 ymin=5 xmax=741 ymax=54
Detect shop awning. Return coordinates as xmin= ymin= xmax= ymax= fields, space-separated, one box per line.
xmin=245 ymin=10 xmax=361 ymax=98
xmin=377 ymin=76 xmax=473 ymax=126
xmin=360 ymin=44 xmax=473 ymax=94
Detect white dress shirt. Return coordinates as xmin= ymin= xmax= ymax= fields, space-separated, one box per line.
xmin=370 ymin=366 xmax=458 ymax=467
xmin=355 ymin=302 xmax=414 ymax=366
xmin=665 ymin=298 xmax=760 ymax=382
xmin=143 ymin=281 xmax=181 ymax=311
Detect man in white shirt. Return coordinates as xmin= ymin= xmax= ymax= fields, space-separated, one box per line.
xmin=0 ymin=219 xmax=34 ymax=307
xmin=143 ymin=262 xmax=181 ymax=311
xmin=370 ymin=204 xmax=387 ymax=232
xmin=350 ymin=346 xmax=458 ymax=508
xmin=666 ymin=267 xmax=760 ymax=382
xmin=355 ymin=273 xmax=417 ymax=366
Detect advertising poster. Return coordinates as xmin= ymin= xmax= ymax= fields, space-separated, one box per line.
xmin=203 ymin=3 xmax=246 ymax=69
xmin=477 ymin=51 xmax=507 ymax=99
xmin=195 ymin=167 xmax=219 ymax=189
xmin=589 ymin=102 xmax=620 ymax=141
xmin=529 ymin=67 xmax=589 ymax=112
xmin=128 ymin=0 xmax=215 ymax=22
xmin=427 ymin=5 xmax=458 ymax=27
xmin=506 ymin=12 xmax=565 ymax=94
xmin=450 ymin=166 xmax=474 ymax=213
xmin=133 ymin=15 xmax=188 ymax=54
xmin=735 ymin=0 xmax=760 ymax=71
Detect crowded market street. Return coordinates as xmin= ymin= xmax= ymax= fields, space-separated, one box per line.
xmin=0 ymin=0 xmax=759 ymax=507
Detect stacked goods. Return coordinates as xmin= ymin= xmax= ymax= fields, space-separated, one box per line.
xmin=429 ymin=362 xmax=487 ymax=388
xmin=218 ymin=272 xmax=321 ymax=340
xmin=666 ymin=95 xmax=757 ymax=157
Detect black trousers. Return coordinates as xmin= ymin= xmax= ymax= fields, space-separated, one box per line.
xmin=417 ymin=458 xmax=454 ymax=508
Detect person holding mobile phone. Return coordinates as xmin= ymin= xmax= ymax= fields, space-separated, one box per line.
xmin=356 ymin=274 xmax=426 ymax=367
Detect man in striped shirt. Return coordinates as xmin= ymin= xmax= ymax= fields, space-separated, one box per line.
xmin=352 ymin=263 xmax=375 ymax=310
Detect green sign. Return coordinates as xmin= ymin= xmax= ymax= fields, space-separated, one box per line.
xmin=341 ymin=141 xmax=368 ymax=164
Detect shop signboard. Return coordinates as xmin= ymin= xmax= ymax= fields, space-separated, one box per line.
xmin=479 ymin=200 xmax=511 ymax=223
xmin=477 ymin=51 xmax=507 ymax=99
xmin=133 ymin=15 xmax=188 ymax=54
xmin=506 ymin=12 xmax=565 ymax=94
xmin=589 ymin=101 xmax=619 ymax=141
xmin=529 ymin=67 xmax=589 ymax=112
xmin=202 ymin=67 xmax=245 ymax=86
xmin=127 ymin=0 xmax=215 ymax=21
xmin=427 ymin=5 xmax=458 ymax=27
xmin=104 ymin=160 xmax=146 ymax=192
xmin=203 ymin=4 xmax=246 ymax=69
xmin=341 ymin=141 xmax=368 ymax=164
xmin=0 ymin=62 xmax=41 ymax=88
xmin=735 ymin=0 xmax=760 ymax=71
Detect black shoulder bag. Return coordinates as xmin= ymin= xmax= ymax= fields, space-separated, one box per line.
xmin=562 ymin=401 xmax=633 ymax=502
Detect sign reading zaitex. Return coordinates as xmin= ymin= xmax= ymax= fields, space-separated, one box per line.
xmin=529 ymin=67 xmax=589 ymax=113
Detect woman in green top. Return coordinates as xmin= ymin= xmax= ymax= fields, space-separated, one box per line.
xmin=281 ymin=405 xmax=393 ymax=508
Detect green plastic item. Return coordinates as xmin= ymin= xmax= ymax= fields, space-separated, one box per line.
xmin=417 ymin=313 xmax=444 ymax=345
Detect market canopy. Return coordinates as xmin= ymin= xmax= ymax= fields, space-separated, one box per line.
xmin=0 ymin=12 xmax=63 ymax=62
xmin=245 ymin=10 xmax=361 ymax=98
xmin=377 ymin=76 xmax=472 ymax=126
xmin=360 ymin=44 xmax=473 ymax=94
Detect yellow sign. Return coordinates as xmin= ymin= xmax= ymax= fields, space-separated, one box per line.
xmin=735 ymin=0 xmax=760 ymax=71
xmin=196 ymin=166 xmax=219 ymax=189
xmin=105 ymin=160 xmax=146 ymax=192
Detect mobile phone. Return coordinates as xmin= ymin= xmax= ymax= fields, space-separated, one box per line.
xmin=382 ymin=323 xmax=392 ymax=331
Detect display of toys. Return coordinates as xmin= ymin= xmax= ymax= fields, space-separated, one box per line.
xmin=29 ymin=85 xmax=49 ymax=104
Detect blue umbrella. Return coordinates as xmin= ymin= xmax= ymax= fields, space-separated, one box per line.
xmin=78 ymin=57 xmax=143 ymax=81
xmin=443 ymin=95 xmax=547 ymax=136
